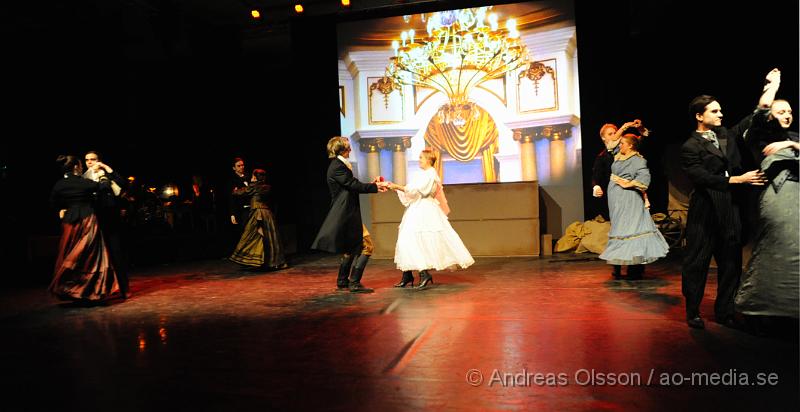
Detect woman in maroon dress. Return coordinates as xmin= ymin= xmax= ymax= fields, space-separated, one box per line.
xmin=49 ymin=155 xmax=120 ymax=301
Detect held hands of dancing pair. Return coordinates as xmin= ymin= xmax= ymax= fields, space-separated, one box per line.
xmin=91 ymin=161 xmax=114 ymax=176
xmin=373 ymin=176 xmax=404 ymax=193
xmin=620 ymin=119 xmax=650 ymax=137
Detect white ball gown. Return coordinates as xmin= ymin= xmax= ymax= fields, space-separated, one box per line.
xmin=394 ymin=167 xmax=474 ymax=271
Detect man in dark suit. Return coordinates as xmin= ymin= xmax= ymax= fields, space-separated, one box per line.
xmin=590 ymin=125 xmax=617 ymax=220
xmin=591 ymin=121 xmax=645 ymax=217
xmin=228 ymin=157 xmax=249 ymax=250
xmin=680 ymin=69 xmax=779 ymax=329
xmin=83 ymin=151 xmax=130 ymax=298
xmin=312 ymin=136 xmax=388 ymax=293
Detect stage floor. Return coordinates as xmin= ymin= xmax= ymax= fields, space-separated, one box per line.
xmin=1 ymin=254 xmax=797 ymax=411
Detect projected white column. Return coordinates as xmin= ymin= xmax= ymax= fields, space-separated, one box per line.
xmin=360 ymin=138 xmax=384 ymax=181
xmin=390 ymin=137 xmax=411 ymax=185
xmin=513 ymin=130 xmax=537 ymax=181
xmin=549 ymin=137 xmax=565 ymax=180
xmin=548 ymin=128 xmax=568 ymax=181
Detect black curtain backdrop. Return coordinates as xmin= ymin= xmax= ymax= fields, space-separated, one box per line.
xmin=2 ymin=0 xmax=797 ymax=269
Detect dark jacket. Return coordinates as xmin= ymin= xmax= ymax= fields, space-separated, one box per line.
xmin=234 ymin=183 xmax=272 ymax=210
xmin=311 ymin=158 xmax=378 ymax=254
xmin=743 ymin=110 xmax=798 ymax=167
xmin=92 ymin=171 xmax=126 ymax=210
xmin=680 ymin=113 xmax=753 ymax=242
xmin=228 ymin=172 xmax=249 ymax=217
xmin=50 ymin=174 xmax=109 ymax=224
xmin=592 ymin=148 xmax=616 ymax=194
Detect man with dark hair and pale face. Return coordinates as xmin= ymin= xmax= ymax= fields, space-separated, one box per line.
xmin=679 ymin=69 xmax=780 ymax=330
xmin=83 ymin=150 xmax=130 ymax=298
xmin=225 ymin=157 xmax=252 ymax=257
xmin=229 ymin=157 xmax=248 ymax=225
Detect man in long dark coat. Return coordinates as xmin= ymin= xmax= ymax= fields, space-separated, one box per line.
xmin=312 ymin=136 xmax=388 ymax=292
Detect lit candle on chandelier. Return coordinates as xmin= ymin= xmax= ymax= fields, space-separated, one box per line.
xmin=392 ymin=40 xmax=399 ymax=56
xmin=409 ymin=29 xmax=415 ymax=44
xmin=507 ymin=19 xmax=519 ymax=38
xmin=488 ymin=13 xmax=498 ymax=31
xmin=401 ymin=31 xmax=407 ymax=47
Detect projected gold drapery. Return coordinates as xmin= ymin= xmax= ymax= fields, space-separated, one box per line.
xmin=424 ymin=104 xmax=499 ymax=182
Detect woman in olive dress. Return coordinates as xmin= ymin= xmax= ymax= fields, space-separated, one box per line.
xmin=229 ymin=169 xmax=287 ymax=270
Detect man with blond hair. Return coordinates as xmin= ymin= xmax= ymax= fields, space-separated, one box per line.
xmin=312 ymin=136 xmax=389 ymax=293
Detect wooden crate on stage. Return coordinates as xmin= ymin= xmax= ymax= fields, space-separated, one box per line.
xmin=369 ymin=181 xmax=540 ymax=258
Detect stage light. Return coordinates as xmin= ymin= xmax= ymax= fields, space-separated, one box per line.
xmin=160 ymin=183 xmax=180 ymax=199
xmin=294 ymin=4 xmax=304 ymax=14
xmin=250 ymin=10 xmax=261 ymax=20
xmin=341 ymin=0 xmax=351 ymax=7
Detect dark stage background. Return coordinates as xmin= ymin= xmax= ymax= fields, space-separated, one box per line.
xmin=2 ymin=0 xmax=797 ymax=274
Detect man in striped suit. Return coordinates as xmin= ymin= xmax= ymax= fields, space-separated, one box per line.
xmin=680 ymin=69 xmax=781 ymax=329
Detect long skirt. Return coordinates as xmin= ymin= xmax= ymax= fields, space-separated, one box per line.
xmin=599 ymin=184 xmax=669 ymax=265
xmin=394 ymin=198 xmax=474 ymax=271
xmin=230 ymin=208 xmax=286 ymax=268
xmin=49 ymin=214 xmax=119 ymax=301
xmin=735 ymin=152 xmax=799 ymax=318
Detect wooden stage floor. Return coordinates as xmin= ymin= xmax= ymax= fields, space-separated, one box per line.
xmin=1 ymin=253 xmax=797 ymax=411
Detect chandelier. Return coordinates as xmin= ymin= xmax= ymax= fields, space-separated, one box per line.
xmin=386 ymin=7 xmax=530 ymax=126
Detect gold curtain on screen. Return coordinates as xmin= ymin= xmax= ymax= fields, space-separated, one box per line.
xmin=424 ymin=105 xmax=499 ymax=182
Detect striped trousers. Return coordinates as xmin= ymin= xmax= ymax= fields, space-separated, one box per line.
xmin=681 ymin=189 xmax=742 ymax=320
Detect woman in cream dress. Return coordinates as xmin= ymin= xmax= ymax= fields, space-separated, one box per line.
xmin=388 ymin=150 xmax=474 ymax=289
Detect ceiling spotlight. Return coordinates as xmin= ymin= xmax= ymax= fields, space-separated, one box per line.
xmin=341 ymin=0 xmax=351 ymax=6
xmin=250 ymin=9 xmax=261 ymax=20
xmin=294 ymin=4 xmax=304 ymax=14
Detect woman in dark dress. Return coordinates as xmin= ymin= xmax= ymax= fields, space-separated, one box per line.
xmin=735 ymin=99 xmax=799 ymax=321
xmin=49 ymin=155 xmax=120 ymax=301
xmin=229 ymin=169 xmax=287 ymax=270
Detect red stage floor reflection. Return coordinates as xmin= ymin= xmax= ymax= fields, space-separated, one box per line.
xmin=1 ymin=254 xmax=796 ymax=411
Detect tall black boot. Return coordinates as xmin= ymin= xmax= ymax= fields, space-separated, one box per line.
xmin=348 ymin=254 xmax=374 ymax=293
xmin=394 ymin=271 xmax=414 ymax=288
xmin=611 ymin=265 xmax=622 ymax=279
xmin=627 ymin=265 xmax=644 ymax=280
xmin=337 ymin=254 xmax=355 ymax=290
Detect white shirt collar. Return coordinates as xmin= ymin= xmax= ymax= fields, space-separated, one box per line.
xmin=337 ymin=155 xmax=353 ymax=171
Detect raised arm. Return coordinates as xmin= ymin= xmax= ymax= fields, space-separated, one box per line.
xmin=732 ymin=69 xmax=782 ymax=140
xmin=613 ymin=121 xmax=638 ymax=141
xmin=758 ymin=68 xmax=781 ymax=110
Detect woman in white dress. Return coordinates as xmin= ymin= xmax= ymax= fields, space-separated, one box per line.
xmin=388 ymin=149 xmax=474 ymax=289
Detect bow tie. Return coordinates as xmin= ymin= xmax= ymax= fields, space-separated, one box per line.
xmin=699 ymin=130 xmax=719 ymax=149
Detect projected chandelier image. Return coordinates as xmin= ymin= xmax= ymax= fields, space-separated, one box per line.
xmin=386 ymin=7 xmax=529 ymax=127
xmin=337 ymin=2 xmax=581 ymax=187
